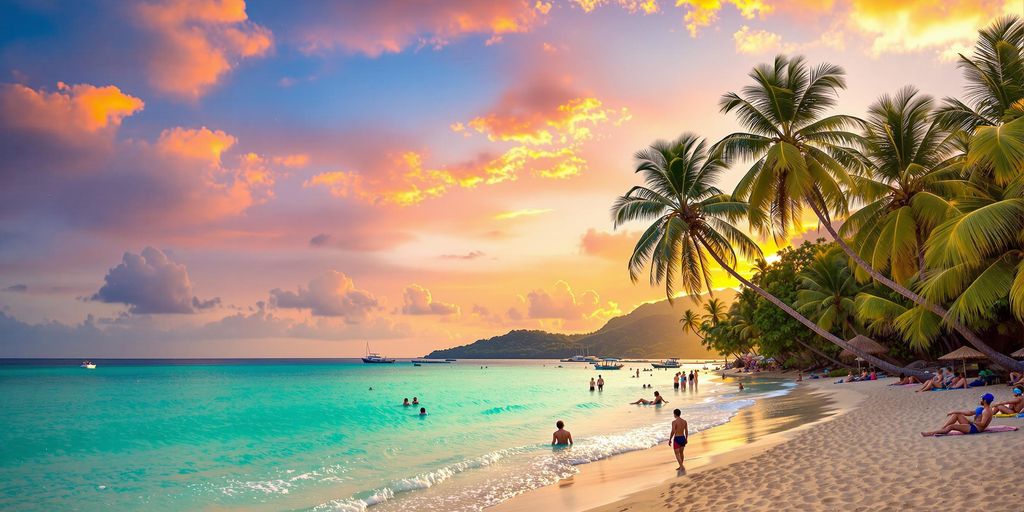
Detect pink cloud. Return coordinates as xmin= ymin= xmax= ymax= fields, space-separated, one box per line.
xmin=401 ymin=284 xmax=460 ymax=315
xmin=91 ymin=247 xmax=219 ymax=314
xmin=296 ymin=0 xmax=549 ymax=56
xmin=269 ymin=271 xmax=380 ymax=321
xmin=579 ymin=228 xmax=640 ymax=260
xmin=135 ymin=0 xmax=273 ymax=100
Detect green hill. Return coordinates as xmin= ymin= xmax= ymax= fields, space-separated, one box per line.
xmin=424 ymin=290 xmax=735 ymax=359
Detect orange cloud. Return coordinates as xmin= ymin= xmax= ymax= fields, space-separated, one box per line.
xmin=135 ymin=0 xmax=272 ymax=100
xmin=494 ymin=208 xmax=554 ymax=220
xmin=677 ymin=0 xmax=772 ymax=36
xmin=401 ymin=284 xmax=461 ymax=315
xmin=306 ymin=82 xmax=628 ymax=206
xmin=579 ymin=228 xmax=641 ymax=260
xmin=298 ymin=1 xmax=549 ymax=56
xmin=733 ymin=25 xmax=786 ymax=54
xmin=157 ymin=126 xmax=236 ymax=164
xmin=272 ymin=153 xmax=310 ymax=168
xmin=572 ymin=0 xmax=661 ymax=14
xmin=0 ymin=82 xmax=143 ymax=139
xmin=525 ymin=280 xmax=622 ymax=328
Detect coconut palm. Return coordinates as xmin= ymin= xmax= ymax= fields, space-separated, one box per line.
xmin=719 ymin=56 xmax=1024 ymax=371
xmin=937 ymin=15 xmax=1024 ymax=132
xmin=841 ymin=87 xmax=961 ymax=285
xmin=796 ymin=247 xmax=862 ymax=339
xmin=703 ymin=297 xmax=727 ymax=325
xmin=613 ymin=133 xmax=928 ymax=377
xmin=679 ymin=309 xmax=704 ymax=339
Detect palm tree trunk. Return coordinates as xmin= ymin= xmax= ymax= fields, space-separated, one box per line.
xmin=793 ymin=337 xmax=845 ymax=367
xmin=806 ymin=200 xmax=1024 ymax=372
xmin=697 ymin=234 xmax=931 ymax=379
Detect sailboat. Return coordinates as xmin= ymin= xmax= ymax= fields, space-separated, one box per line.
xmin=361 ymin=343 xmax=395 ymax=364
xmin=80 ymin=360 xmax=97 ymax=369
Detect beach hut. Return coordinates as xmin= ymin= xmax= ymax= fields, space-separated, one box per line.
xmin=1011 ymin=347 xmax=1024 ymax=359
xmin=840 ymin=335 xmax=888 ymax=369
xmin=938 ymin=346 xmax=988 ymax=379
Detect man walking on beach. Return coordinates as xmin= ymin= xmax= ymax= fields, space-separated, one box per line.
xmin=552 ymin=420 xmax=573 ymax=446
xmin=669 ymin=409 xmax=688 ymax=470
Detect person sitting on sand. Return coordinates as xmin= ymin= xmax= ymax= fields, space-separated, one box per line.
xmin=916 ymin=370 xmax=946 ymax=392
xmin=552 ymin=420 xmax=573 ymax=446
xmin=891 ymin=373 xmax=923 ymax=385
xmin=412 ymin=397 xmax=419 ymax=405
xmin=921 ymin=393 xmax=995 ymax=436
xmin=993 ymin=388 xmax=1024 ymax=415
xmin=631 ymin=391 xmax=667 ymax=405
xmin=947 ymin=372 xmax=967 ymax=389
xmin=844 ymin=370 xmax=858 ymax=383
xmin=668 ymin=408 xmax=688 ymax=470
xmin=403 ymin=398 xmax=411 ymax=406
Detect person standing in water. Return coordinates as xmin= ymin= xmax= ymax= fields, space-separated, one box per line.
xmin=669 ymin=408 xmax=688 ymax=470
xmin=673 ymin=372 xmax=680 ymax=390
xmin=589 ymin=377 xmax=596 ymax=391
xmin=597 ymin=375 xmax=605 ymax=391
xmin=552 ymin=420 xmax=573 ymax=446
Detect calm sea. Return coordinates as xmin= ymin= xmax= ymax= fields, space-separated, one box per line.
xmin=0 ymin=359 xmax=792 ymax=511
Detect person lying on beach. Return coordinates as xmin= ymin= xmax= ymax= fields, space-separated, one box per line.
xmin=916 ymin=370 xmax=946 ymax=392
xmin=993 ymin=388 xmax=1024 ymax=415
xmin=947 ymin=372 xmax=967 ymax=389
xmin=631 ymin=391 xmax=667 ymax=405
xmin=552 ymin=420 xmax=573 ymax=446
xmin=921 ymin=393 xmax=994 ymax=436
xmin=843 ymin=370 xmax=858 ymax=383
xmin=668 ymin=408 xmax=688 ymax=470
xmin=891 ymin=373 xmax=923 ymax=385
xmin=1009 ymin=371 xmax=1024 ymax=388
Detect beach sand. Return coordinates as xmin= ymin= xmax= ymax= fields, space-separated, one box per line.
xmin=494 ymin=378 xmax=1024 ymax=512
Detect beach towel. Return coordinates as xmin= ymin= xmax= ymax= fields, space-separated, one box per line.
xmin=933 ymin=425 xmax=1019 ymax=436
xmin=995 ymin=412 xmax=1024 ymax=418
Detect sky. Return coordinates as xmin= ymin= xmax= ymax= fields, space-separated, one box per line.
xmin=0 ymin=0 xmax=1020 ymax=358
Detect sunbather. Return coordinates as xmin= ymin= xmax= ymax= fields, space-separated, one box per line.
xmin=916 ymin=370 xmax=945 ymax=392
xmin=993 ymin=388 xmax=1024 ymax=415
xmin=891 ymin=373 xmax=922 ymax=385
xmin=947 ymin=372 xmax=967 ymax=389
xmin=1009 ymin=371 xmax=1024 ymax=388
xmin=921 ymin=393 xmax=995 ymax=436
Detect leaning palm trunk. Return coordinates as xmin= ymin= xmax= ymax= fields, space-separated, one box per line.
xmin=792 ymin=338 xmax=846 ymax=368
xmin=807 ymin=201 xmax=1023 ymax=372
xmin=697 ymin=234 xmax=931 ymax=379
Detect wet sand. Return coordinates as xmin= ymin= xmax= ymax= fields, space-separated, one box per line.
xmin=492 ymin=378 xmax=856 ymax=512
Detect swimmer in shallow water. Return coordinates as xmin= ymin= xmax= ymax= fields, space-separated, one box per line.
xmin=403 ymin=398 xmax=410 ymax=406
xmin=419 ymin=407 xmax=427 ymax=416
xmin=412 ymin=397 xmax=419 ymax=405
xmin=552 ymin=420 xmax=573 ymax=446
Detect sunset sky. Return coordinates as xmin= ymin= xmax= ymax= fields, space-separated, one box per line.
xmin=1 ymin=0 xmax=1019 ymax=357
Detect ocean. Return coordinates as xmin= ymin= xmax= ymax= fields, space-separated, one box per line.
xmin=0 ymin=359 xmax=793 ymax=511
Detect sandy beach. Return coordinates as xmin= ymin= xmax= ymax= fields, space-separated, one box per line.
xmin=494 ymin=378 xmax=1024 ymax=512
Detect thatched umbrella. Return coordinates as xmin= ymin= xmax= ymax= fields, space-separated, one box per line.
xmin=1011 ymin=347 xmax=1024 ymax=359
xmin=840 ymin=335 xmax=889 ymax=370
xmin=938 ymin=346 xmax=988 ymax=380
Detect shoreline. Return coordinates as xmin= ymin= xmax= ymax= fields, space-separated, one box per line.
xmin=491 ymin=377 xmax=858 ymax=512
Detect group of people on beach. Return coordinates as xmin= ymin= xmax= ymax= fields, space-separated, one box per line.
xmin=673 ymin=370 xmax=699 ymax=389
xmin=552 ymin=409 xmax=690 ymax=471
xmin=402 ymin=397 xmax=427 ymax=415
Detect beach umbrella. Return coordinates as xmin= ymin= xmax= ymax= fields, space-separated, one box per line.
xmin=1011 ymin=347 xmax=1024 ymax=359
xmin=839 ymin=335 xmax=888 ymax=369
xmin=938 ymin=346 xmax=988 ymax=379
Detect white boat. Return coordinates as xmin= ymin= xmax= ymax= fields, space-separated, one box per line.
xmin=80 ymin=361 xmax=96 ymax=369
xmin=361 ymin=343 xmax=395 ymax=364
xmin=651 ymin=359 xmax=682 ymax=369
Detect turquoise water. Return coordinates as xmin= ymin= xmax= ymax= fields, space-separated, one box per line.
xmin=0 ymin=360 xmax=792 ymax=511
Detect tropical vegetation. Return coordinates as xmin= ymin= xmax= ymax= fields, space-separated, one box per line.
xmin=614 ymin=16 xmax=1024 ymax=374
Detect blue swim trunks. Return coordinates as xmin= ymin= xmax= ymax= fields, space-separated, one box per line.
xmin=673 ymin=435 xmax=687 ymax=448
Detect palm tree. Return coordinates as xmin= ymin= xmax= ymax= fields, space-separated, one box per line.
xmin=613 ymin=133 xmax=928 ymax=377
xmin=842 ymin=87 xmax=960 ymax=285
xmin=703 ymin=297 xmax=727 ymax=324
xmin=937 ymin=15 xmax=1024 ymax=132
xmin=796 ymin=247 xmax=863 ymax=339
xmin=679 ymin=309 xmax=704 ymax=339
xmin=718 ymin=56 xmax=1024 ymax=371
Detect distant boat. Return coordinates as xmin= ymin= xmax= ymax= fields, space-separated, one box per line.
xmin=411 ymin=359 xmax=450 ymax=364
xmin=413 ymin=363 xmax=422 ymax=367
xmin=444 ymin=358 xmax=457 ymax=362
xmin=651 ymin=359 xmax=682 ymax=369
xmin=80 ymin=361 xmax=96 ymax=369
xmin=361 ymin=343 xmax=395 ymax=364
xmin=594 ymin=358 xmax=624 ymax=370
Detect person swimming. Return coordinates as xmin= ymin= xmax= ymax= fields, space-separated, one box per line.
xmin=419 ymin=407 xmax=427 ymax=416
xmin=631 ymin=391 xmax=667 ymax=405
xmin=552 ymin=420 xmax=573 ymax=446
xmin=403 ymin=398 xmax=410 ymax=407
xmin=921 ymin=393 xmax=994 ymax=436
xmin=668 ymin=408 xmax=688 ymax=470
xmin=412 ymin=397 xmax=419 ymax=405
